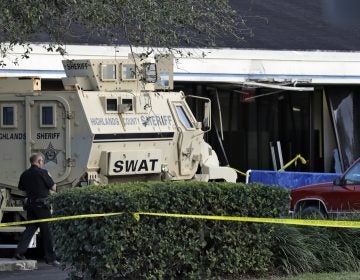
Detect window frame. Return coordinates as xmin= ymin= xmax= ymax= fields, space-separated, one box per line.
xmin=121 ymin=64 xmax=136 ymax=81
xmin=344 ymin=161 xmax=360 ymax=184
xmin=1 ymin=104 xmax=17 ymax=128
xmin=105 ymin=98 xmax=119 ymax=113
xmin=174 ymin=103 xmax=194 ymax=130
xmin=120 ymin=97 xmax=134 ymax=113
xmin=143 ymin=63 xmax=157 ymax=83
xmin=100 ymin=63 xmax=117 ymax=81
xmin=40 ymin=104 xmax=56 ymax=128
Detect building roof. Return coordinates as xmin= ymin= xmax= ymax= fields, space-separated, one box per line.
xmin=222 ymin=0 xmax=360 ymax=51
xmin=25 ymin=0 xmax=360 ymax=52
xmin=3 ymin=1 xmax=360 ymax=83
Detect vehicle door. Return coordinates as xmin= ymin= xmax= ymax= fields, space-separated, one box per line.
xmin=170 ymin=101 xmax=198 ymax=176
xmin=28 ymin=96 xmax=72 ymax=183
xmin=331 ymin=160 xmax=360 ymax=213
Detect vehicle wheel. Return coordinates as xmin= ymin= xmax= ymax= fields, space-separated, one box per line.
xmin=298 ymin=206 xmax=326 ymax=219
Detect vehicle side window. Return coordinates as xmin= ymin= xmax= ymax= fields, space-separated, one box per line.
xmin=344 ymin=161 xmax=360 ymax=184
xmin=101 ymin=64 xmax=117 ymax=81
xmin=175 ymin=105 xmax=193 ymax=129
xmin=1 ymin=104 xmax=17 ymax=128
xmin=106 ymin=98 xmax=118 ymax=112
xmin=40 ymin=104 xmax=56 ymax=127
xmin=122 ymin=64 xmax=136 ymax=80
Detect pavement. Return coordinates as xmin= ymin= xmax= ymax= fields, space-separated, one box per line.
xmin=0 ymin=259 xmax=68 ymax=280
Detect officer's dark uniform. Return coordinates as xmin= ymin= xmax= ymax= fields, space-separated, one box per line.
xmin=15 ymin=164 xmax=56 ymax=263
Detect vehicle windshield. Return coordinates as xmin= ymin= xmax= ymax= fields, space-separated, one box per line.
xmin=344 ymin=160 xmax=360 ymax=184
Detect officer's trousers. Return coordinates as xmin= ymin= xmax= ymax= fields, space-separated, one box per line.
xmin=15 ymin=203 xmax=56 ymax=262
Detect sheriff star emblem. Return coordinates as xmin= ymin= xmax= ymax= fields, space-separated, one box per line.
xmin=39 ymin=142 xmax=61 ymax=164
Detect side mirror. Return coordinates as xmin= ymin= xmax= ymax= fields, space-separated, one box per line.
xmin=184 ymin=95 xmax=211 ymax=133
xmin=333 ymin=176 xmax=344 ymax=186
xmin=203 ymin=101 xmax=211 ymax=132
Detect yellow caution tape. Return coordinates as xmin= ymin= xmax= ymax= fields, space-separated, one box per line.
xmin=231 ymin=167 xmax=247 ymax=177
xmin=278 ymin=154 xmax=307 ymax=171
xmin=1 ymin=211 xmax=360 ymax=229
xmin=230 ymin=153 xmax=307 ymax=176
xmin=0 ymin=212 xmax=124 ymax=227
xmin=136 ymin=212 xmax=360 ymax=228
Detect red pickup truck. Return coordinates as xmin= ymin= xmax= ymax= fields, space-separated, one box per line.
xmin=290 ymin=158 xmax=360 ymax=218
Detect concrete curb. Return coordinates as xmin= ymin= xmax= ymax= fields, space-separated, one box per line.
xmin=0 ymin=258 xmax=37 ymax=271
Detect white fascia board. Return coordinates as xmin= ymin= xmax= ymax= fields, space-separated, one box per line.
xmin=173 ymin=49 xmax=360 ymax=84
xmin=2 ymin=44 xmax=360 ymax=84
xmin=0 ymin=44 xmax=133 ymax=78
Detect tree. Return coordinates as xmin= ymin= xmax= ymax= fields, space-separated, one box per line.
xmin=0 ymin=0 xmax=250 ymax=65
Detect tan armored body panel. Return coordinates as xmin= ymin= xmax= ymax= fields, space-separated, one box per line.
xmin=0 ymin=54 xmax=236 ymax=190
xmin=0 ymin=77 xmax=41 ymax=94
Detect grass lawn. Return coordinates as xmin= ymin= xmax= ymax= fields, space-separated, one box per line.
xmin=263 ymin=272 xmax=360 ymax=280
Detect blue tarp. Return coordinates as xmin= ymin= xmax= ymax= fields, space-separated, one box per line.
xmin=247 ymin=170 xmax=341 ymax=189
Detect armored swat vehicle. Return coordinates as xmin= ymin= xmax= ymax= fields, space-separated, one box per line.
xmin=0 ymin=54 xmax=236 ymax=247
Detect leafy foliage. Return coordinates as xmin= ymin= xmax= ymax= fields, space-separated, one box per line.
xmin=0 ymin=0 xmax=250 ymax=65
xmin=50 ymin=181 xmax=288 ymax=279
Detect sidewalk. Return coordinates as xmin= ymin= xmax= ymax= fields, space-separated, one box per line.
xmin=0 ymin=259 xmax=68 ymax=280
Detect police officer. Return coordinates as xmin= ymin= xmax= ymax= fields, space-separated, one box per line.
xmin=14 ymin=153 xmax=60 ymax=266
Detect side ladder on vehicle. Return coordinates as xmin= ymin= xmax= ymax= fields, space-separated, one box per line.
xmin=0 ymin=188 xmax=38 ymax=249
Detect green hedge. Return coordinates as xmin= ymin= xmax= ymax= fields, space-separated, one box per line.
xmin=50 ymin=182 xmax=289 ymax=279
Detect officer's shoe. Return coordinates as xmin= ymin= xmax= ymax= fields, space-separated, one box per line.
xmin=14 ymin=254 xmax=26 ymax=260
xmin=47 ymin=260 xmax=61 ymax=267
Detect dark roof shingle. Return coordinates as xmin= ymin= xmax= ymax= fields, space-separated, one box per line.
xmin=226 ymin=0 xmax=360 ymax=51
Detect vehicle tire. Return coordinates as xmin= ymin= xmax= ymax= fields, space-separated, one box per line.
xmin=298 ymin=206 xmax=326 ymax=219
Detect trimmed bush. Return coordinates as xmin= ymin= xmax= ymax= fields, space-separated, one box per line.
xmin=51 ymin=182 xmax=289 ymax=279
